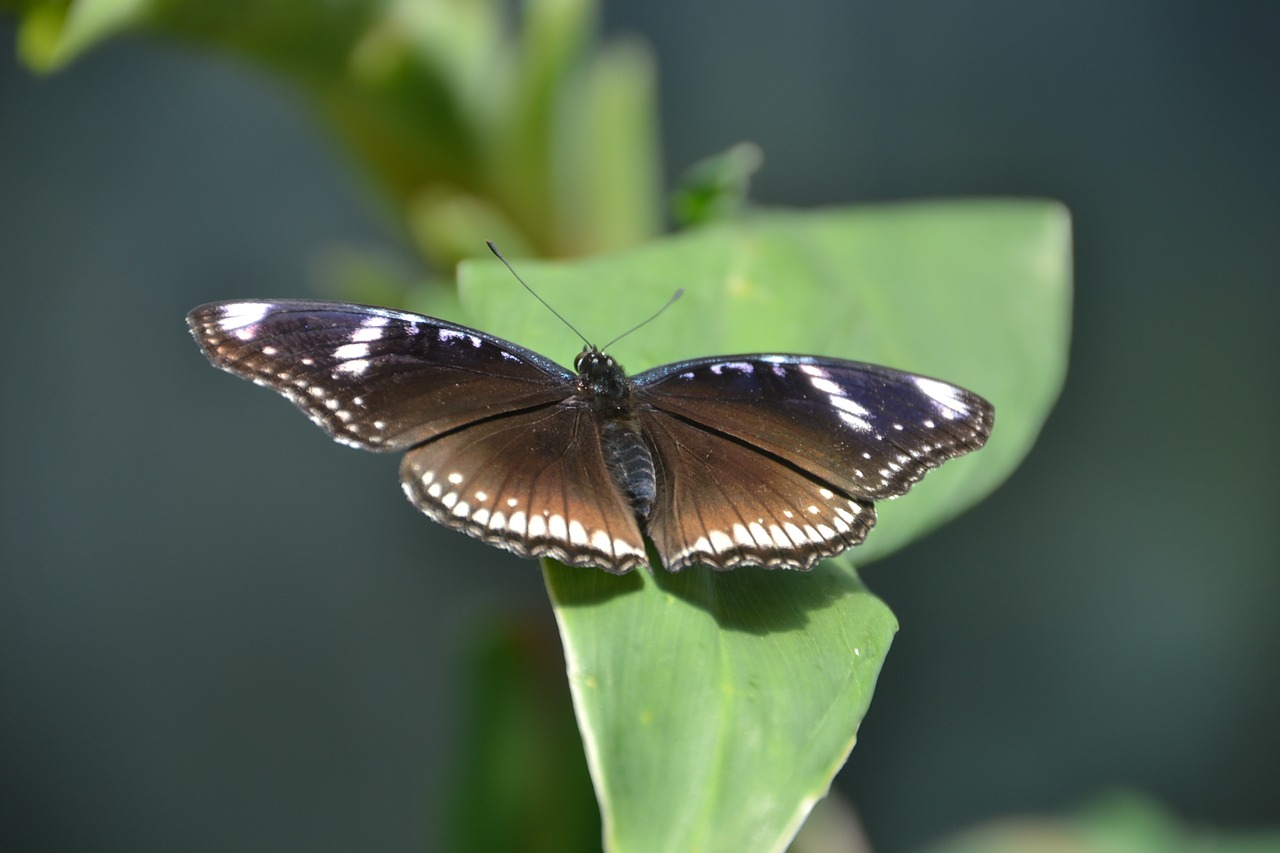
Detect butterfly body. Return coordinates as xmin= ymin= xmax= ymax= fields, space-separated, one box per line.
xmin=188 ymin=300 xmax=993 ymax=574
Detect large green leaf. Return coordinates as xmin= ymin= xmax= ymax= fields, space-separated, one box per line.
xmin=458 ymin=199 xmax=1070 ymax=852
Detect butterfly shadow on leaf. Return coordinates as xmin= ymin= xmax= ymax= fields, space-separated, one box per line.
xmin=547 ymin=553 xmax=866 ymax=636
xmin=651 ymin=556 xmax=868 ymax=635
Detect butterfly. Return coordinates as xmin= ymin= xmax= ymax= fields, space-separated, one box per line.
xmin=188 ymin=289 xmax=993 ymax=573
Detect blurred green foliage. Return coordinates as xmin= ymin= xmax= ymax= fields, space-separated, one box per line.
xmin=9 ymin=0 xmax=661 ymax=267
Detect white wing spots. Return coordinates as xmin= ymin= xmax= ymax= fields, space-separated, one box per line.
xmin=807 ymin=505 xmax=820 ymax=514
xmin=708 ymin=530 xmax=734 ymax=552
xmin=441 ymin=491 xmax=459 ymax=509
xmin=527 ymin=514 xmax=547 ymax=538
xmin=261 ymin=345 xmax=277 ymax=356
xmin=809 ymin=376 xmax=842 ymax=395
xmin=427 ymin=482 xmax=443 ymax=499
xmin=615 ymin=539 xmax=646 ymax=558
xmin=451 ymin=500 xmax=471 ymax=517
xmin=818 ymin=488 xmax=834 ymax=499
xmin=923 ymin=419 xmax=936 ymax=429
xmin=474 ymin=490 xmax=488 ymax=502
xmin=831 ymin=396 xmax=870 ymax=417
xmin=351 ymin=318 xmax=389 ymax=342
xmin=216 ymin=303 xmax=273 ymax=336
xmin=506 ymin=497 xmax=519 ymax=508
xmin=914 ymin=376 xmax=970 ymax=419
xmin=351 ymin=396 xmax=365 ymax=407
xmin=548 ymin=514 xmax=568 ymax=541
xmin=300 ymin=357 xmax=315 ymax=366
xmin=472 ymin=508 xmax=490 ymax=526
xmin=333 ymin=342 xmax=369 ymax=360
xmin=307 ymin=386 xmax=326 ymax=398
xmin=892 ymin=423 xmax=905 ymax=431
xmin=591 ymin=529 xmax=613 ymax=553
xmin=448 ymin=472 xmax=464 ymax=485
xmin=679 ymin=371 xmax=695 ymax=380
xmin=508 ymin=512 xmax=527 ymax=535
xmin=569 ymin=520 xmax=589 ymax=547
xmin=373 ymin=419 xmax=387 ymax=431
xmin=438 ymin=328 xmax=482 ymax=348
xmin=837 ymin=411 xmax=872 ymax=431
xmin=801 ymin=364 xmax=874 ymax=432
xmin=747 ymin=522 xmax=772 ymax=548
xmin=335 ymin=359 xmax=371 ymax=375
xmin=709 ymin=361 xmax=754 ymax=375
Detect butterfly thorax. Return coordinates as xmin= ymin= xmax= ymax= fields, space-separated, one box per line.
xmin=574 ymin=348 xmax=631 ymax=403
xmin=573 ymin=347 xmax=656 ymax=521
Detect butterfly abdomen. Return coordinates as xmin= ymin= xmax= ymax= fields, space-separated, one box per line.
xmin=599 ymin=418 xmax=657 ymax=520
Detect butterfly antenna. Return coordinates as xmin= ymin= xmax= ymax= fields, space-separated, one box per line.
xmin=486 ymin=241 xmax=591 ymax=347
xmin=601 ymin=288 xmax=684 ymax=351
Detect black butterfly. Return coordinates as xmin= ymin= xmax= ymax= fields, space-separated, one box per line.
xmin=187 ymin=299 xmax=993 ymax=573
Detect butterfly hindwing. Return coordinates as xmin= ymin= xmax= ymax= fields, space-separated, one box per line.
xmin=187 ymin=301 xmax=576 ymax=451
xmin=634 ymin=355 xmax=994 ymax=502
xmin=641 ymin=409 xmax=876 ymax=572
xmin=400 ymin=403 xmax=648 ymax=573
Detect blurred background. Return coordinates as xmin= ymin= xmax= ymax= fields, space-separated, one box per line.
xmin=1 ymin=3 xmax=1277 ymax=851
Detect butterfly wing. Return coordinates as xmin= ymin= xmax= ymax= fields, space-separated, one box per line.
xmin=187 ymin=301 xmax=577 ymax=451
xmin=641 ymin=409 xmax=876 ymax=572
xmin=400 ymin=403 xmax=648 ymax=573
xmin=634 ymin=355 xmax=993 ymax=570
xmin=189 ymin=300 xmax=647 ymax=571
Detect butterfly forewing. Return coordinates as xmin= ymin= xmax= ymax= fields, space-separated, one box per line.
xmin=400 ymin=404 xmax=648 ymax=573
xmin=634 ymin=355 xmax=994 ymax=502
xmin=188 ymin=301 xmax=576 ymax=451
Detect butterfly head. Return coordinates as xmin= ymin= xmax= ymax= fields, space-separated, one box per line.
xmin=574 ymin=346 xmax=630 ymax=401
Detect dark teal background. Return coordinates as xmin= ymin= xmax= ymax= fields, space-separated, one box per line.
xmin=2 ymin=4 xmax=1277 ymax=850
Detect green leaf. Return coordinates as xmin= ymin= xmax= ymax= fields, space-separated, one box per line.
xmin=459 ymin=200 xmax=1072 ymax=852
xmin=551 ymin=37 xmax=662 ymax=255
xmin=547 ymin=557 xmax=895 ymax=852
